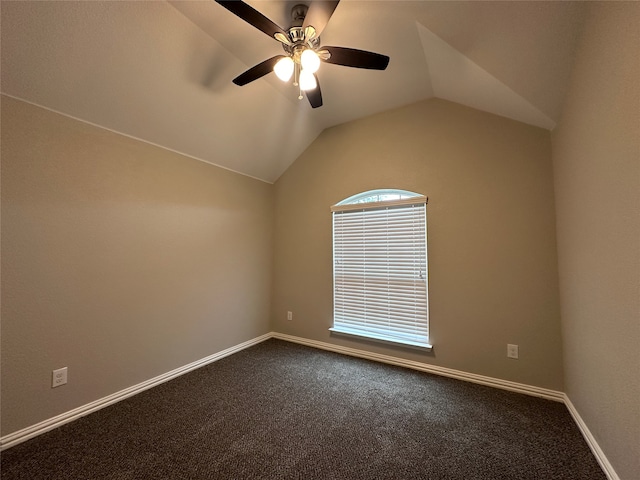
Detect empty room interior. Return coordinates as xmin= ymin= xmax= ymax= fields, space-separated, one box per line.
xmin=1 ymin=1 xmax=638 ymax=479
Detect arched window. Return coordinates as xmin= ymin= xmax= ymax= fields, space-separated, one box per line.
xmin=331 ymin=189 xmax=431 ymax=349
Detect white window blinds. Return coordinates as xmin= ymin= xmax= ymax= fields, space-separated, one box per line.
xmin=331 ymin=195 xmax=429 ymax=347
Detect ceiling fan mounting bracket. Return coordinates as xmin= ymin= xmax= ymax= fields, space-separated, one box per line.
xmin=290 ymin=4 xmax=308 ymax=26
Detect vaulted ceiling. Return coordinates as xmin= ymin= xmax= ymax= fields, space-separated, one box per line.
xmin=1 ymin=1 xmax=586 ymax=183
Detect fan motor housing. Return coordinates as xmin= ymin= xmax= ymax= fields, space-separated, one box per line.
xmin=280 ymin=4 xmax=321 ymax=56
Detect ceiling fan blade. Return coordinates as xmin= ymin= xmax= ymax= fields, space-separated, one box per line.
xmin=322 ymin=46 xmax=390 ymax=70
xmin=303 ymin=0 xmax=340 ymax=38
xmin=216 ymin=1 xmax=287 ymax=40
xmin=233 ymin=56 xmax=285 ymax=86
xmin=306 ymin=75 xmax=323 ymax=108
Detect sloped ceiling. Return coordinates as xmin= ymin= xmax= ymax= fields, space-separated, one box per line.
xmin=1 ymin=1 xmax=586 ymax=183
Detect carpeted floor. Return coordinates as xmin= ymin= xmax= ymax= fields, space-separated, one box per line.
xmin=1 ymin=339 xmax=605 ymax=479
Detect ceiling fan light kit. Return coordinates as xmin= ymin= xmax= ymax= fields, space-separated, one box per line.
xmin=274 ymin=56 xmax=294 ymax=82
xmin=300 ymin=49 xmax=320 ymax=73
xmin=215 ymin=0 xmax=390 ymax=108
xmin=299 ymin=69 xmax=317 ymax=92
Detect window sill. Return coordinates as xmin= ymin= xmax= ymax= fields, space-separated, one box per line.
xmin=329 ymin=327 xmax=433 ymax=352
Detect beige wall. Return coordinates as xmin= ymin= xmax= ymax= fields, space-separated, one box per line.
xmin=551 ymin=3 xmax=640 ymax=479
xmin=272 ymin=98 xmax=564 ymax=390
xmin=0 ymin=96 xmax=273 ymax=436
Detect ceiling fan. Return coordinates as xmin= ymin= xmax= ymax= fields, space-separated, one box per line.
xmin=215 ymin=0 xmax=390 ymax=108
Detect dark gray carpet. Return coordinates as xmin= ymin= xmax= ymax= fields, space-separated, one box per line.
xmin=1 ymin=339 xmax=605 ymax=479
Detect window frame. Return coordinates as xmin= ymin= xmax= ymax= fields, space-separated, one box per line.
xmin=330 ymin=189 xmax=432 ymax=351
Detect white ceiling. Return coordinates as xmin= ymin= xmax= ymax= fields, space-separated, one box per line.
xmin=1 ymin=1 xmax=586 ymax=183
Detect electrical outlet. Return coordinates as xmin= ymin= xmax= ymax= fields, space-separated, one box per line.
xmin=287 ymin=311 xmax=293 ymax=321
xmin=507 ymin=344 xmax=519 ymax=359
xmin=52 ymin=367 xmax=68 ymax=388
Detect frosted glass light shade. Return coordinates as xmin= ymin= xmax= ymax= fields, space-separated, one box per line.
xmin=300 ymin=49 xmax=320 ymax=73
xmin=299 ymin=69 xmax=317 ymax=91
xmin=274 ymin=56 xmax=294 ymax=81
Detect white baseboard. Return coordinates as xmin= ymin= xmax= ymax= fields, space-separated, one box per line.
xmin=0 ymin=330 xmax=618 ymax=480
xmin=273 ymin=333 xmax=620 ymax=479
xmin=0 ymin=333 xmax=272 ymax=450
xmin=272 ymin=332 xmax=565 ymax=402
xmin=563 ymin=395 xmax=620 ymax=480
